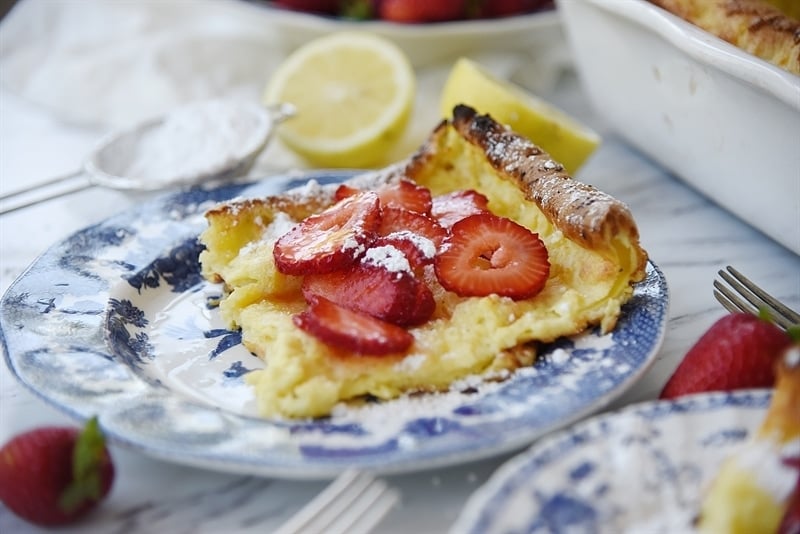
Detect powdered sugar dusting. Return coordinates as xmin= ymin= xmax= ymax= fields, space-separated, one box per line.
xmin=542 ymin=159 xmax=563 ymax=171
xmin=299 ymin=179 xmax=324 ymax=197
xmin=263 ymin=212 xmax=297 ymax=242
xmin=386 ymin=230 xmax=437 ymax=259
xmin=785 ymin=345 xmax=800 ymax=367
xmin=318 ymin=329 xmax=627 ymax=448
xmin=733 ymin=437 xmax=800 ymax=501
xmin=545 ymin=331 xmax=618 ymax=393
xmin=484 ymin=134 xmax=534 ymax=173
xmin=323 ymin=365 xmax=538 ymax=447
xmin=286 ymin=178 xmax=331 ymax=205
xmin=328 ymin=378 xmax=508 ymax=447
xmin=362 ymin=245 xmax=412 ymax=274
xmin=394 ymin=353 xmax=427 ymax=373
xmin=342 ymin=235 xmax=366 ymax=257
xmin=549 ymin=348 xmax=570 ymax=366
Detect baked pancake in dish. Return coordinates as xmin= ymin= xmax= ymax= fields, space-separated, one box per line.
xmin=199 ymin=105 xmax=648 ymax=419
xmin=650 ymin=0 xmax=800 ymax=75
xmin=765 ymin=0 xmax=800 ymax=21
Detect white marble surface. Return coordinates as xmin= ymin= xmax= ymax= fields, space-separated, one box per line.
xmin=2 ymin=14 xmax=800 ymax=534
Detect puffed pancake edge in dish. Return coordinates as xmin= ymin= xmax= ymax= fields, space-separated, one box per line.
xmin=650 ymin=0 xmax=800 ymax=75
xmin=199 ymin=105 xmax=649 ymax=419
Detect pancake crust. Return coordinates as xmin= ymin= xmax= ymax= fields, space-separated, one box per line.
xmin=697 ymin=346 xmax=800 ymax=533
xmin=419 ymin=106 xmax=646 ymax=272
xmin=200 ymin=106 xmax=648 ymax=418
xmin=651 ymin=0 xmax=800 ymax=75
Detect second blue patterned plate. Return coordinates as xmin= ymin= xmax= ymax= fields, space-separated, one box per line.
xmin=0 ymin=171 xmax=668 ymax=479
xmin=451 ymin=390 xmax=773 ymax=534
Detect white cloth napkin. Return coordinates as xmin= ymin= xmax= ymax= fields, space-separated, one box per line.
xmin=0 ymin=0 xmax=570 ymax=172
xmin=0 ymin=0 xmax=282 ymax=128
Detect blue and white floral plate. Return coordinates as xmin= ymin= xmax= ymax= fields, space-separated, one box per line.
xmin=0 ymin=171 xmax=668 ymax=479
xmin=452 ymin=389 xmax=772 ymax=534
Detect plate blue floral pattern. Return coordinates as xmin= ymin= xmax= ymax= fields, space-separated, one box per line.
xmin=0 ymin=171 xmax=669 ymax=479
xmin=452 ymin=390 xmax=773 ymax=534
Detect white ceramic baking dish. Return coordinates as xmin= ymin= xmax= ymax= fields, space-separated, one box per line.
xmin=556 ymin=0 xmax=800 ymax=255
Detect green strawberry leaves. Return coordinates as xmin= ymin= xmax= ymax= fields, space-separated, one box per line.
xmin=59 ymin=417 xmax=106 ymax=512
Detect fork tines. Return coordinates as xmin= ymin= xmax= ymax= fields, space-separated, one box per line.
xmin=713 ymin=265 xmax=800 ymax=331
xmin=274 ymin=470 xmax=400 ymax=534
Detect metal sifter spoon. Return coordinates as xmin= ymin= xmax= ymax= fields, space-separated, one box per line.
xmin=0 ymin=100 xmax=295 ymax=215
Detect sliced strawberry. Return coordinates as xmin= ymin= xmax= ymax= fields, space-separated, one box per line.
xmin=659 ymin=313 xmax=793 ymax=399
xmin=337 ymin=180 xmax=432 ymax=214
xmin=294 ymin=296 xmax=414 ymax=355
xmin=408 ymin=278 xmax=436 ymax=325
xmin=302 ymin=248 xmax=434 ymax=326
xmin=378 ymin=179 xmax=433 ymax=214
xmin=379 ymin=206 xmax=447 ymax=246
xmin=431 ymin=189 xmax=490 ymax=228
xmin=434 ymin=213 xmax=550 ymax=299
xmin=273 ymin=191 xmax=381 ymax=275
xmin=334 ymin=183 xmax=361 ymax=202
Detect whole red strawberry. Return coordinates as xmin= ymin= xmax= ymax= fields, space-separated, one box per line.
xmin=379 ymin=0 xmax=466 ymax=22
xmin=660 ymin=312 xmax=793 ymax=399
xmin=475 ymin=0 xmax=551 ymax=18
xmin=274 ymin=0 xmax=341 ymax=14
xmin=0 ymin=417 xmax=114 ymax=527
xmin=339 ymin=0 xmax=378 ymax=19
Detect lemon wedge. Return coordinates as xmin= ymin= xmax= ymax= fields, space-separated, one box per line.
xmin=440 ymin=58 xmax=600 ymax=174
xmin=264 ymin=32 xmax=415 ymax=169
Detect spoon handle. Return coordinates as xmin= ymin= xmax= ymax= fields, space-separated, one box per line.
xmin=0 ymin=170 xmax=93 ymax=215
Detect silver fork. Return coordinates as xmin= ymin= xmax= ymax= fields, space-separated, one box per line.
xmin=713 ymin=265 xmax=800 ymax=331
xmin=273 ymin=470 xmax=400 ymax=534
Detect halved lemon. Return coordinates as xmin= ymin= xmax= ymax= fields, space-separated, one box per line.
xmin=440 ymin=58 xmax=600 ymax=174
xmin=264 ymin=32 xmax=415 ymax=169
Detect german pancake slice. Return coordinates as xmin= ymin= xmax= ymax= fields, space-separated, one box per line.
xmin=199 ymin=105 xmax=649 ymax=419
